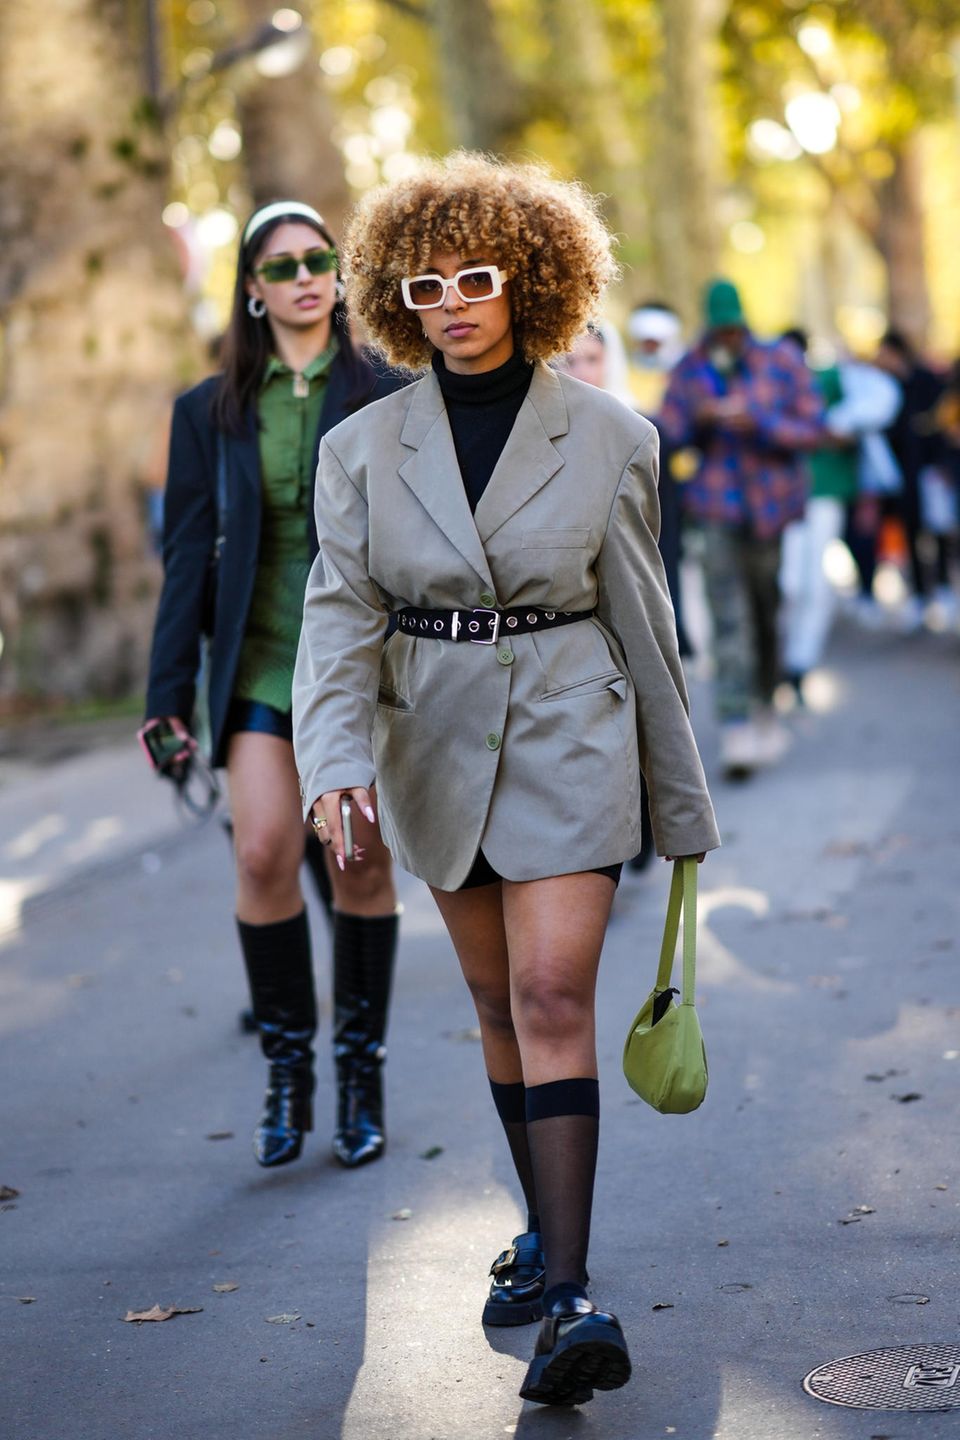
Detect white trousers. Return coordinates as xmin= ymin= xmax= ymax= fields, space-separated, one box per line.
xmin=780 ymin=497 xmax=845 ymax=674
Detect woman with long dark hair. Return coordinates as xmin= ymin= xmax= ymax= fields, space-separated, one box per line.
xmin=145 ymin=201 xmax=405 ymax=1170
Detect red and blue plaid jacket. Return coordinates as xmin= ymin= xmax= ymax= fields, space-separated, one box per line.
xmin=659 ymin=335 xmax=824 ymax=539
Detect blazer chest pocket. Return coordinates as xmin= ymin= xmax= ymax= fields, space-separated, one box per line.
xmin=522 ymin=527 xmax=590 ymax=549
xmin=540 ymin=671 xmax=627 ymax=703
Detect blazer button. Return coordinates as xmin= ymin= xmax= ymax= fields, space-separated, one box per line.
xmin=496 ymin=648 xmax=514 ymax=666
xmin=479 ymin=591 xmax=496 ymax=608
xmin=485 ymin=732 xmax=501 ymax=750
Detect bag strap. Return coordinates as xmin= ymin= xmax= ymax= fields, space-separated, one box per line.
xmin=654 ymin=857 xmax=698 ymax=1006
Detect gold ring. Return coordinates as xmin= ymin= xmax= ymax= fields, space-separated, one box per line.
xmin=312 ymin=815 xmax=328 ymax=830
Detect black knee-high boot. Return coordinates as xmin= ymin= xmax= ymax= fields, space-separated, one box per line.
xmin=237 ymin=911 xmax=317 ymax=1167
xmin=331 ymin=910 xmax=398 ymax=1168
xmin=236 ymin=833 xmax=333 ymax=1036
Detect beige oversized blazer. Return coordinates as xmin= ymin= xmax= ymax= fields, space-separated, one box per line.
xmin=293 ymin=361 xmax=720 ymax=890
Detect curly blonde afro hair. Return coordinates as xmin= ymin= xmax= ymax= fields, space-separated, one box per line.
xmin=343 ymin=151 xmax=618 ymax=371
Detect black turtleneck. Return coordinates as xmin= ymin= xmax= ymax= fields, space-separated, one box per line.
xmin=432 ymin=349 xmax=534 ymax=513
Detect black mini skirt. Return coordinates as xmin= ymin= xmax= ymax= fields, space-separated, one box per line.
xmin=459 ymin=850 xmax=622 ymax=890
xmin=224 ymin=698 xmax=293 ymax=742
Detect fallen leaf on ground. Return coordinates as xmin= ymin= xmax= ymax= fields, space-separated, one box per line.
xmin=864 ymin=1069 xmax=903 ymax=1081
xmin=717 ymin=1239 xmax=730 ymax=1247
xmin=891 ymin=1092 xmax=923 ymax=1103
xmin=0 ymin=1186 xmax=19 ymax=1202
xmin=123 ymin=1304 xmax=203 ymax=1322
xmin=837 ymin=1205 xmax=876 ymax=1223
xmin=651 ymin=1302 xmax=674 ymax=1311
xmin=887 ymin=1293 xmax=930 ymax=1305
xmin=17 ymin=1296 xmax=36 ymax=1304
xmin=935 ymin=1184 xmax=948 ymax=1191
xmin=213 ymin=1283 xmax=239 ymax=1293
xmin=265 ymin=1313 xmax=300 ymax=1324
xmin=391 ymin=1208 xmax=412 ymax=1221
xmin=205 ymin=1131 xmax=234 ymax=1141
xmin=420 ymin=1146 xmax=444 ymax=1161
xmin=718 ymin=1283 xmax=752 ymax=1293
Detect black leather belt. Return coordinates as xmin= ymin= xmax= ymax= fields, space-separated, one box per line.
xmin=396 ymin=606 xmax=593 ymax=645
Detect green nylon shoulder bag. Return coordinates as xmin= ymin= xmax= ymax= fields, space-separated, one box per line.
xmin=622 ymin=857 xmax=708 ymax=1114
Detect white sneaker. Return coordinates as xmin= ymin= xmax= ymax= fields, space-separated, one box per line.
xmin=753 ymin=710 xmax=791 ymax=766
xmin=896 ymin=595 xmax=926 ymax=633
xmin=719 ymin=721 xmax=758 ymax=779
xmin=927 ymin=586 xmax=959 ymax=632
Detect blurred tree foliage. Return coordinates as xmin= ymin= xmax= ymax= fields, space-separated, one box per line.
xmin=158 ymin=0 xmax=959 ymax=347
xmin=1 ymin=0 xmax=958 ymax=705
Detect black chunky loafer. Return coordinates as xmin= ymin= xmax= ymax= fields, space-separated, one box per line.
xmin=482 ymin=1231 xmax=545 ymax=1326
xmin=519 ymin=1294 xmax=631 ymax=1406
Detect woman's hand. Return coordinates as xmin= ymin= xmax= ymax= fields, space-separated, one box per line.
xmin=311 ymin=788 xmax=376 ymax=871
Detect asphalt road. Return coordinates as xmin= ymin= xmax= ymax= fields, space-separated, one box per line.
xmin=3 ymin=616 xmax=959 ymax=1440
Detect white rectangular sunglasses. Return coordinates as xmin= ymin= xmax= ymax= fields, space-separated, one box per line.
xmin=401 ymin=265 xmax=509 ymax=310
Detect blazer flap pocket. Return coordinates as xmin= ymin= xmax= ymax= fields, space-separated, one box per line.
xmin=522 ymin=527 xmax=590 ymax=549
xmin=541 ymin=670 xmax=627 ymax=703
xmin=377 ymin=685 xmax=413 ymax=712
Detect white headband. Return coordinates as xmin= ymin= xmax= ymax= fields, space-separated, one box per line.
xmin=243 ymin=201 xmax=327 ymax=248
xmin=627 ymin=308 xmax=682 ymax=344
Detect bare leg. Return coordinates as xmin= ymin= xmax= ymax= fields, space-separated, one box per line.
xmin=227 ymin=732 xmax=305 ymax=924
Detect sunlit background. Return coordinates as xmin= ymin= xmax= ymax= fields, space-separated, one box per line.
xmin=0 ymin=0 xmax=958 ymax=709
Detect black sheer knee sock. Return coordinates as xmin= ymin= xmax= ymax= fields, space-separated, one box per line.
xmin=525 ymin=1078 xmax=600 ymax=1305
xmin=489 ymin=1079 xmax=540 ymax=1234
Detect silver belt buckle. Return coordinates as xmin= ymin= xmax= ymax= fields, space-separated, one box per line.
xmin=469 ymin=607 xmax=500 ymax=645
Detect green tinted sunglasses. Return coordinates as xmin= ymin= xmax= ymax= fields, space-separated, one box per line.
xmin=255 ymin=247 xmax=338 ymax=284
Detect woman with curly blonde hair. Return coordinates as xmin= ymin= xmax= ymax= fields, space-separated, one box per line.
xmin=293 ymin=152 xmax=718 ymax=1406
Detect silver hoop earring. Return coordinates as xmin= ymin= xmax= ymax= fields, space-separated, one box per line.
xmin=335 ymin=279 xmax=346 ymax=302
xmin=247 ymin=295 xmax=266 ymax=319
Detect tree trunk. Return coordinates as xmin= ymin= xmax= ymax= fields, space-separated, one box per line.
xmin=432 ymin=0 xmax=528 ymax=153
xmin=0 ymin=0 xmax=197 ymax=706
xmin=234 ymin=1 xmax=350 ymax=236
xmin=540 ymin=0 xmax=651 ymax=298
xmin=649 ymin=0 xmax=728 ymax=327
xmin=874 ymin=136 xmax=931 ymax=349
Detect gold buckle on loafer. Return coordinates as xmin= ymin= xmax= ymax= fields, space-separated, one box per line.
xmin=490 ymin=1245 xmax=518 ymax=1276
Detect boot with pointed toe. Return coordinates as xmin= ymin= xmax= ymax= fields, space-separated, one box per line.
xmin=331 ymin=911 xmax=398 ymax=1168
xmin=238 ymin=912 xmax=317 ymax=1168
xmin=519 ymin=1293 xmax=631 ymax=1407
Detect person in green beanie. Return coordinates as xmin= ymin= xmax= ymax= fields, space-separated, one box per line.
xmin=659 ymin=278 xmax=823 ymax=776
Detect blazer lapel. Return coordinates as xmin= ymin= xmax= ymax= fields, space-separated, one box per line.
xmin=398 ymin=371 xmax=494 ymax=587
xmin=474 ymin=362 xmax=568 ymax=543
xmin=228 ymin=411 xmax=262 ymax=515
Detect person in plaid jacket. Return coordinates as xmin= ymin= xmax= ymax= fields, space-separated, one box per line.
xmin=659 ymin=279 xmax=824 ymax=776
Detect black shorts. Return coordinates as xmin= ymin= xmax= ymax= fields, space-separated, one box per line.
xmin=224 ymin=698 xmax=293 ymax=743
xmin=459 ymin=850 xmax=622 ymax=890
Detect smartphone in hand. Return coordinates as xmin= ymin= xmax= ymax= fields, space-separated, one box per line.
xmin=137 ymin=719 xmax=195 ymax=774
xmin=340 ymin=795 xmax=355 ymax=862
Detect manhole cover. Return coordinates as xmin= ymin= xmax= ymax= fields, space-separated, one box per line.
xmin=804 ymin=1345 xmax=960 ymax=1410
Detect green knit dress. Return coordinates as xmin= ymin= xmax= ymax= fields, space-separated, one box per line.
xmin=232 ymin=341 xmax=337 ymax=713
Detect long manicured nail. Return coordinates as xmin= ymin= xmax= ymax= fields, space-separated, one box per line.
xmin=363 ymin=805 xmax=375 ymax=823
xmin=336 ymin=854 xmax=345 ymax=871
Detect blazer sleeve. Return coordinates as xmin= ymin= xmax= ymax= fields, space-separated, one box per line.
xmin=292 ymin=437 xmax=388 ymax=814
xmin=144 ymin=393 xmax=217 ymax=724
xmin=595 ymin=428 xmax=721 ymax=857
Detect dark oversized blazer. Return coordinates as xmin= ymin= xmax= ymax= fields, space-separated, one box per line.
xmin=293 ymin=362 xmax=720 ymax=889
xmin=145 ymin=348 xmax=405 ymax=766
